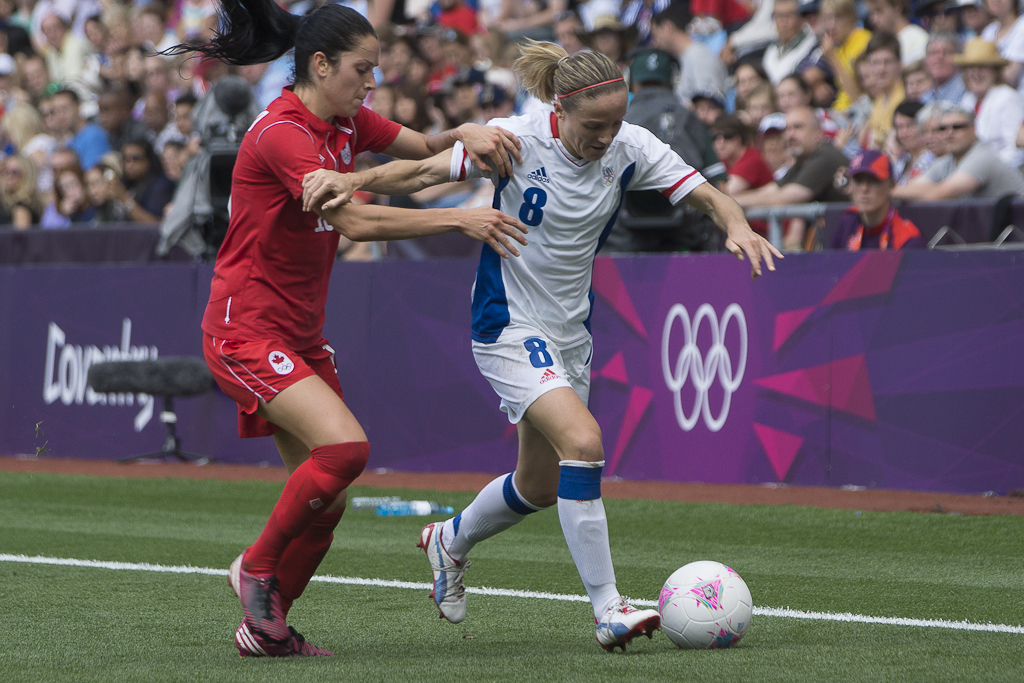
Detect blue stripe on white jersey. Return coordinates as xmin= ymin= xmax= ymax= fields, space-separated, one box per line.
xmin=470 ymin=174 xmax=512 ymax=343
xmin=584 ymin=162 xmax=637 ymax=334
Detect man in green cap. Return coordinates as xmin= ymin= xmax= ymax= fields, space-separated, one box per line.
xmin=602 ymin=48 xmax=727 ymax=253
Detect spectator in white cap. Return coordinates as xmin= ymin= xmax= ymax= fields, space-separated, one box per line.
xmin=758 ymin=112 xmax=793 ymax=178
xmin=735 ymin=106 xmax=851 ymax=248
xmin=956 ymin=0 xmax=993 ymax=39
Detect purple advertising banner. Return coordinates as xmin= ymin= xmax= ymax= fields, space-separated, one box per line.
xmin=2 ymin=250 xmax=1023 ymax=494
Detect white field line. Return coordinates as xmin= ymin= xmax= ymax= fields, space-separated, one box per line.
xmin=3 ymin=553 xmax=1023 ymax=635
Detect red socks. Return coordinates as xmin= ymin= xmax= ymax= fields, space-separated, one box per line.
xmin=244 ymin=442 xmax=369 ymax=575
xmin=277 ymin=509 xmax=344 ymax=617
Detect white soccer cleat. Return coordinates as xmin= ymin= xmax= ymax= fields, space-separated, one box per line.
xmin=595 ymin=598 xmax=661 ymax=652
xmin=228 ymin=551 xmax=244 ymax=598
xmin=417 ymin=522 xmax=470 ymax=624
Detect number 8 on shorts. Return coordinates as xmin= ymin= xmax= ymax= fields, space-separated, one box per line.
xmin=524 ymin=338 xmax=554 ymax=368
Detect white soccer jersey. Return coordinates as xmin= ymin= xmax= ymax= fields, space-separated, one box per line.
xmin=450 ymin=110 xmax=707 ymax=346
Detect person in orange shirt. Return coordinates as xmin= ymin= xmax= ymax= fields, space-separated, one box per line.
xmin=831 ymin=150 xmax=925 ymax=249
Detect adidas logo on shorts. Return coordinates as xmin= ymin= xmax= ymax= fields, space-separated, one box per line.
xmin=539 ymin=368 xmax=559 ymax=384
xmin=526 ymin=167 xmax=551 ymax=184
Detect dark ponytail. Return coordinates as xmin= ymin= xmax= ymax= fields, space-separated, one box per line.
xmin=165 ymin=1 xmax=376 ymax=86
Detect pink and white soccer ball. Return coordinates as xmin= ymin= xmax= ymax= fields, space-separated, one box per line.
xmin=658 ymin=561 xmax=752 ymax=649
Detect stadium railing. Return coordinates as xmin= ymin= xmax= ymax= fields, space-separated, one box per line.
xmin=0 ymin=222 xmax=193 ymax=264
xmin=744 ymin=198 xmax=1024 ymax=251
xmin=3 ymin=197 xmax=1024 ymax=265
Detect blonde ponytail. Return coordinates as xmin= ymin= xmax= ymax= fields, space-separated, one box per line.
xmin=513 ymin=39 xmax=626 ymax=110
xmin=514 ymin=39 xmax=568 ymax=105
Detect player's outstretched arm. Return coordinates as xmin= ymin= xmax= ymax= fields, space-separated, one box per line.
xmin=313 ymin=202 xmax=528 ymax=258
xmin=302 ymin=150 xmax=455 ymax=212
xmin=384 ymin=123 xmax=522 ymax=176
xmin=684 ymin=182 xmax=783 ymax=280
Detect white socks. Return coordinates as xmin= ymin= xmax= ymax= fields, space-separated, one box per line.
xmin=440 ymin=461 xmax=621 ymax=620
xmin=557 ymin=460 xmax=620 ymax=619
xmin=442 ymin=472 xmax=542 ymax=561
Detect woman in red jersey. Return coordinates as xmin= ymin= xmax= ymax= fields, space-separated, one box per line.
xmin=168 ymin=1 xmax=528 ymax=658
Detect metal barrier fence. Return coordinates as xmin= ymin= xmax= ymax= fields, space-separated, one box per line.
xmin=744 ymin=199 xmax=1024 ymax=251
xmin=4 ymin=198 xmax=1024 ymax=265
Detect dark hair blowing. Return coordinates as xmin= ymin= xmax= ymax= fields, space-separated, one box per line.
xmin=164 ymin=1 xmax=376 ymax=86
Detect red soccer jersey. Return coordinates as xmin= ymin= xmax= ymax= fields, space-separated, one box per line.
xmin=202 ymin=88 xmax=401 ymax=348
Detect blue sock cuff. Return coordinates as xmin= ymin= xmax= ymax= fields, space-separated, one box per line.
xmin=452 ymin=512 xmax=462 ymax=536
xmin=557 ymin=463 xmax=603 ymax=501
xmin=502 ymin=473 xmax=539 ymax=515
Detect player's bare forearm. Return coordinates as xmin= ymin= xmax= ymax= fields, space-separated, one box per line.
xmin=303 ymin=152 xmax=453 ymax=211
xmin=316 ymin=203 xmax=451 ymax=241
xmin=423 ymin=127 xmax=461 ymax=155
xmin=684 ymin=182 xmax=748 ymax=233
xmin=314 ymin=203 xmax=529 ymax=258
xmin=684 ymin=182 xmax=782 ymax=279
xmin=362 ymin=152 xmax=453 ymax=195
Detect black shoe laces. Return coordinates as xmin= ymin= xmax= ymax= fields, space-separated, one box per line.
xmin=254 ymin=576 xmax=280 ymax=621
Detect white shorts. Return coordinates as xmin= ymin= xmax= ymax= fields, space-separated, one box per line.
xmin=472 ymin=324 xmax=592 ymax=424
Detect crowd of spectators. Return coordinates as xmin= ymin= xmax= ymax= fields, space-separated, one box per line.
xmin=3 ymin=0 xmax=1024 ymax=252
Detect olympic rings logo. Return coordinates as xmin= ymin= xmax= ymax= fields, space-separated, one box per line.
xmin=661 ymin=303 xmax=747 ymax=433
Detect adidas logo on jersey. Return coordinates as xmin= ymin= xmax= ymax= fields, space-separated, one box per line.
xmin=539 ymin=368 xmax=559 ymax=384
xmin=526 ymin=167 xmax=551 ymax=184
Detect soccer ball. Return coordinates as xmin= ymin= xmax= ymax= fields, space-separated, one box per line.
xmin=658 ymin=561 xmax=752 ymax=649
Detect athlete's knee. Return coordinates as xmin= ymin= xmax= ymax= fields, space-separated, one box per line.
xmin=562 ymin=427 xmax=603 ymax=463
xmin=310 ymin=441 xmax=370 ymax=486
xmin=326 ymin=489 xmax=348 ymax=513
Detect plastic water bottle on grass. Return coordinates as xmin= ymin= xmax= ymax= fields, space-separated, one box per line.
xmin=376 ymin=500 xmax=454 ymax=516
xmin=350 ymin=496 xmax=403 ymax=510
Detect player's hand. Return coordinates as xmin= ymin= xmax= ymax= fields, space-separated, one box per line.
xmin=454 ymin=207 xmax=529 ymax=258
xmin=457 ymin=123 xmax=523 ymax=177
xmin=724 ymin=222 xmax=783 ymax=280
xmin=301 ymin=169 xmax=359 ymax=212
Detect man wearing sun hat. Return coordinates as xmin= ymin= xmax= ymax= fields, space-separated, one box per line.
xmin=955 ymin=37 xmax=1024 ymax=167
xmin=831 ymin=150 xmax=924 ymax=250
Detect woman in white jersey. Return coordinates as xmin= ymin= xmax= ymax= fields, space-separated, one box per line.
xmin=304 ymin=40 xmax=780 ymax=651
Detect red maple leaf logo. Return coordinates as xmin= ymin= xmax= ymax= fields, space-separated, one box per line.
xmin=271 ymin=354 xmax=284 ymax=364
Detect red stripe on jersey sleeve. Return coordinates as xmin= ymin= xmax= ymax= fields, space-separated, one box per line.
xmin=662 ymin=170 xmax=699 ymax=198
xmin=458 ymin=149 xmax=468 ymax=181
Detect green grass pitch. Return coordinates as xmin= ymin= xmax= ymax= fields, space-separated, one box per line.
xmin=1 ymin=471 xmax=1023 ymax=683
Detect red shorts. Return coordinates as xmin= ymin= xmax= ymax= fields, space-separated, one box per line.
xmin=203 ymin=334 xmax=344 ymax=438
